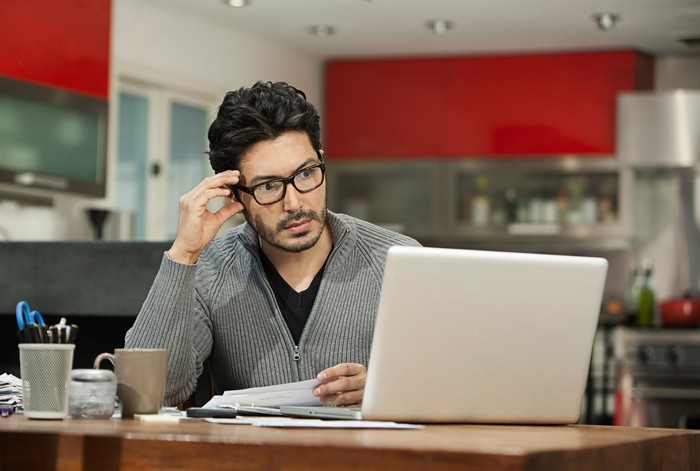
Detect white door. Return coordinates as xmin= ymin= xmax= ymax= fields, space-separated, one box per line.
xmin=116 ymin=81 xmax=215 ymax=240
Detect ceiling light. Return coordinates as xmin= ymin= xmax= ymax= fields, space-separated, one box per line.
xmin=310 ymin=25 xmax=336 ymax=37
xmin=593 ymin=12 xmax=620 ymax=31
xmin=225 ymin=0 xmax=249 ymax=7
xmin=677 ymin=36 xmax=700 ymax=49
xmin=426 ymin=19 xmax=453 ymax=35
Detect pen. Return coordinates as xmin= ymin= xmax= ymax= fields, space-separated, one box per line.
xmin=14 ymin=302 xmax=79 ymax=344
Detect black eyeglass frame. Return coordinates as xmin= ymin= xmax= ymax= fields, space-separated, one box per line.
xmin=230 ymin=160 xmax=326 ymax=206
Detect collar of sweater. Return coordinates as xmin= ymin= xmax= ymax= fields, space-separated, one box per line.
xmin=237 ymin=210 xmax=353 ymax=258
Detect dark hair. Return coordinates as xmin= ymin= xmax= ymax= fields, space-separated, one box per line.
xmin=207 ymin=81 xmax=322 ymax=173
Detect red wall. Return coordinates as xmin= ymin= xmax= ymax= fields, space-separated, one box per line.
xmin=0 ymin=0 xmax=111 ymax=98
xmin=324 ymin=51 xmax=654 ymax=158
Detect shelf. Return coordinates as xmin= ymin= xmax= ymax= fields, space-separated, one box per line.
xmin=327 ymin=157 xmax=634 ymax=250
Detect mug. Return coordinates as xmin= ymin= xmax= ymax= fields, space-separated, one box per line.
xmin=94 ymin=348 xmax=167 ymax=418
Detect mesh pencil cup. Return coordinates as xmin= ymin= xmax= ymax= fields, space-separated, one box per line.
xmin=19 ymin=344 xmax=75 ymax=419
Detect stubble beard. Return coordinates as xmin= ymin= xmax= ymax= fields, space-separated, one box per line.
xmin=247 ymin=201 xmax=328 ymax=254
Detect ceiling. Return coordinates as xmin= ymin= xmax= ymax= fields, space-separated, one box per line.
xmin=149 ymin=0 xmax=700 ymax=59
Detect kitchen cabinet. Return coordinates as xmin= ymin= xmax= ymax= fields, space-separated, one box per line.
xmin=326 ymin=159 xmax=443 ymax=240
xmin=0 ymin=0 xmax=111 ymax=98
xmin=324 ymin=51 xmax=653 ymax=159
xmin=444 ymin=157 xmax=633 ymax=248
xmin=0 ymin=1 xmax=111 ymax=198
xmin=326 ymin=156 xmax=633 ymax=251
xmin=324 ymin=58 xmax=446 ymax=157
xmin=442 ymin=52 xmax=652 ymax=155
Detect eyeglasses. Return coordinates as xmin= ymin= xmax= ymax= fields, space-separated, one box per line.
xmin=231 ymin=162 xmax=326 ymax=206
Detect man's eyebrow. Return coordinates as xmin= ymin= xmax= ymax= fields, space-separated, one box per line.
xmin=248 ymin=157 xmax=319 ymax=186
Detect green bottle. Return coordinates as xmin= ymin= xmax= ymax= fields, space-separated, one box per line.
xmin=637 ymin=260 xmax=655 ymax=328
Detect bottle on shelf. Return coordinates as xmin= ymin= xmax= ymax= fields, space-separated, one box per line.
xmin=566 ymin=181 xmax=584 ymax=225
xmin=470 ymin=175 xmax=491 ymax=227
xmin=504 ymin=188 xmax=518 ymax=223
xmin=636 ymin=259 xmax=656 ymax=328
xmin=624 ymin=265 xmax=641 ymax=325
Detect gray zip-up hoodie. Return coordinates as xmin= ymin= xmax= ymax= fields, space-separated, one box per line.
xmin=125 ymin=211 xmax=420 ymax=405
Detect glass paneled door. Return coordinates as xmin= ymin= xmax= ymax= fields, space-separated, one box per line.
xmin=166 ymin=101 xmax=210 ymax=240
xmin=116 ymin=82 xmax=213 ymax=240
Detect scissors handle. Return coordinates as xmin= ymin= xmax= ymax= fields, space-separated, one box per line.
xmin=30 ymin=310 xmax=45 ymax=326
xmin=16 ymin=301 xmax=29 ymax=330
xmin=15 ymin=301 xmax=45 ymax=330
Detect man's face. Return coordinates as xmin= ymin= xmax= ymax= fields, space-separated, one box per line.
xmin=237 ymin=131 xmax=327 ymax=254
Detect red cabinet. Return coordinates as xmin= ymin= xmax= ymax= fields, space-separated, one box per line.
xmin=324 ymin=58 xmax=447 ymax=157
xmin=324 ymin=51 xmax=653 ymax=159
xmin=0 ymin=0 xmax=111 ymax=98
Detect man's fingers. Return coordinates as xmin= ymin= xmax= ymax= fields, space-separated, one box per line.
xmin=314 ymin=362 xmax=367 ymax=405
xmin=317 ymin=362 xmax=365 ymax=382
xmin=214 ymin=201 xmax=245 ymax=223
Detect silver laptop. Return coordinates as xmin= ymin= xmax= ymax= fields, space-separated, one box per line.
xmin=282 ymin=246 xmax=607 ymax=423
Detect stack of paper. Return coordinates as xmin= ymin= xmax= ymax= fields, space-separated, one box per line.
xmin=0 ymin=373 xmax=22 ymax=409
xmin=204 ymin=378 xmax=323 ymax=409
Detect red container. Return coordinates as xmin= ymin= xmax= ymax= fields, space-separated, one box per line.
xmin=660 ymin=297 xmax=700 ymax=327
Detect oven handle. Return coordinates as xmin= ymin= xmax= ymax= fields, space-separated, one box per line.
xmin=631 ymin=387 xmax=700 ymax=400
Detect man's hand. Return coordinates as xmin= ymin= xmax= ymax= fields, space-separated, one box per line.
xmin=167 ymin=171 xmax=245 ymax=264
xmin=313 ymin=363 xmax=366 ymax=407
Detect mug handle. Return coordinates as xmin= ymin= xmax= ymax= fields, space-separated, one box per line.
xmin=94 ymin=352 xmax=115 ymax=370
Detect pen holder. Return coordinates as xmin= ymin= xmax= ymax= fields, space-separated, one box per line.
xmin=19 ymin=343 xmax=75 ymax=419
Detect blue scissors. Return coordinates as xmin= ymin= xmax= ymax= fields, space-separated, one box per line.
xmin=15 ymin=301 xmax=45 ymax=330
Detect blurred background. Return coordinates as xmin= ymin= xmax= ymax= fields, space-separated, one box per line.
xmin=1 ymin=0 xmax=699 ymax=427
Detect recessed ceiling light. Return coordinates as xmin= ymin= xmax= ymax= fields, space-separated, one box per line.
xmin=426 ymin=19 xmax=453 ymax=35
xmin=593 ymin=12 xmax=620 ymax=31
xmin=225 ymin=0 xmax=249 ymax=7
xmin=677 ymin=36 xmax=700 ymax=48
xmin=310 ymin=25 xmax=336 ymax=37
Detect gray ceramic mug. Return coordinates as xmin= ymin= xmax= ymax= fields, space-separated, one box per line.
xmin=94 ymin=348 xmax=167 ymax=418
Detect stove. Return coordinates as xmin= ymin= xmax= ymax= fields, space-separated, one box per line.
xmin=614 ymin=327 xmax=700 ymax=428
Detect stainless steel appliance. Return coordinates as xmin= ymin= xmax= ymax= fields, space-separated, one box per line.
xmin=618 ymin=90 xmax=700 ymax=303
xmin=614 ymin=326 xmax=700 ymax=428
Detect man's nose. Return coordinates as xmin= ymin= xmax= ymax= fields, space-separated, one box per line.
xmin=281 ymin=182 xmax=303 ymax=212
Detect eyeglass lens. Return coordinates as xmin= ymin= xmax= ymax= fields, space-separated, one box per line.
xmin=253 ymin=165 xmax=324 ymax=204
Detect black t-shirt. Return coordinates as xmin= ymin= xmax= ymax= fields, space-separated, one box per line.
xmin=259 ymin=250 xmax=326 ymax=345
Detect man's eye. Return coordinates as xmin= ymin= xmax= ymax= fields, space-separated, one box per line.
xmin=260 ymin=181 xmax=280 ymax=192
xmin=299 ymin=168 xmax=317 ymax=179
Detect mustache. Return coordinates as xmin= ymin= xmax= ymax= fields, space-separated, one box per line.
xmin=276 ymin=210 xmax=321 ymax=231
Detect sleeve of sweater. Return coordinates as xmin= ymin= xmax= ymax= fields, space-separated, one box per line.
xmin=124 ymin=253 xmax=213 ymax=406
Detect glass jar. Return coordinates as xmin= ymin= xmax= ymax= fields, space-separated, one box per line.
xmin=68 ymin=369 xmax=116 ymax=419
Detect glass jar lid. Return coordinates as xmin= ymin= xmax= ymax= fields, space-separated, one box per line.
xmin=71 ymin=368 xmax=115 ymax=383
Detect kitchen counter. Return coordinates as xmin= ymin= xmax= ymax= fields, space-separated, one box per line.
xmin=1 ymin=414 xmax=699 ymax=470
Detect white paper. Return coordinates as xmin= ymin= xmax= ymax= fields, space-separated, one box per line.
xmin=205 ymin=416 xmax=294 ymax=425
xmin=253 ymin=419 xmax=424 ymax=429
xmin=0 ymin=373 xmax=23 ymax=406
xmin=205 ymin=417 xmax=423 ymax=429
xmin=203 ymin=378 xmax=323 ymax=408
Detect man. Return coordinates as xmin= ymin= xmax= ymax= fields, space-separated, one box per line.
xmin=125 ymin=81 xmax=420 ymax=407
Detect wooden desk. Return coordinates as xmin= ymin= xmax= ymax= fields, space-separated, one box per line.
xmin=1 ymin=415 xmax=698 ymax=471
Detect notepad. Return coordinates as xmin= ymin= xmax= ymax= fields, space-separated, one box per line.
xmin=203 ymin=378 xmax=322 ymax=408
